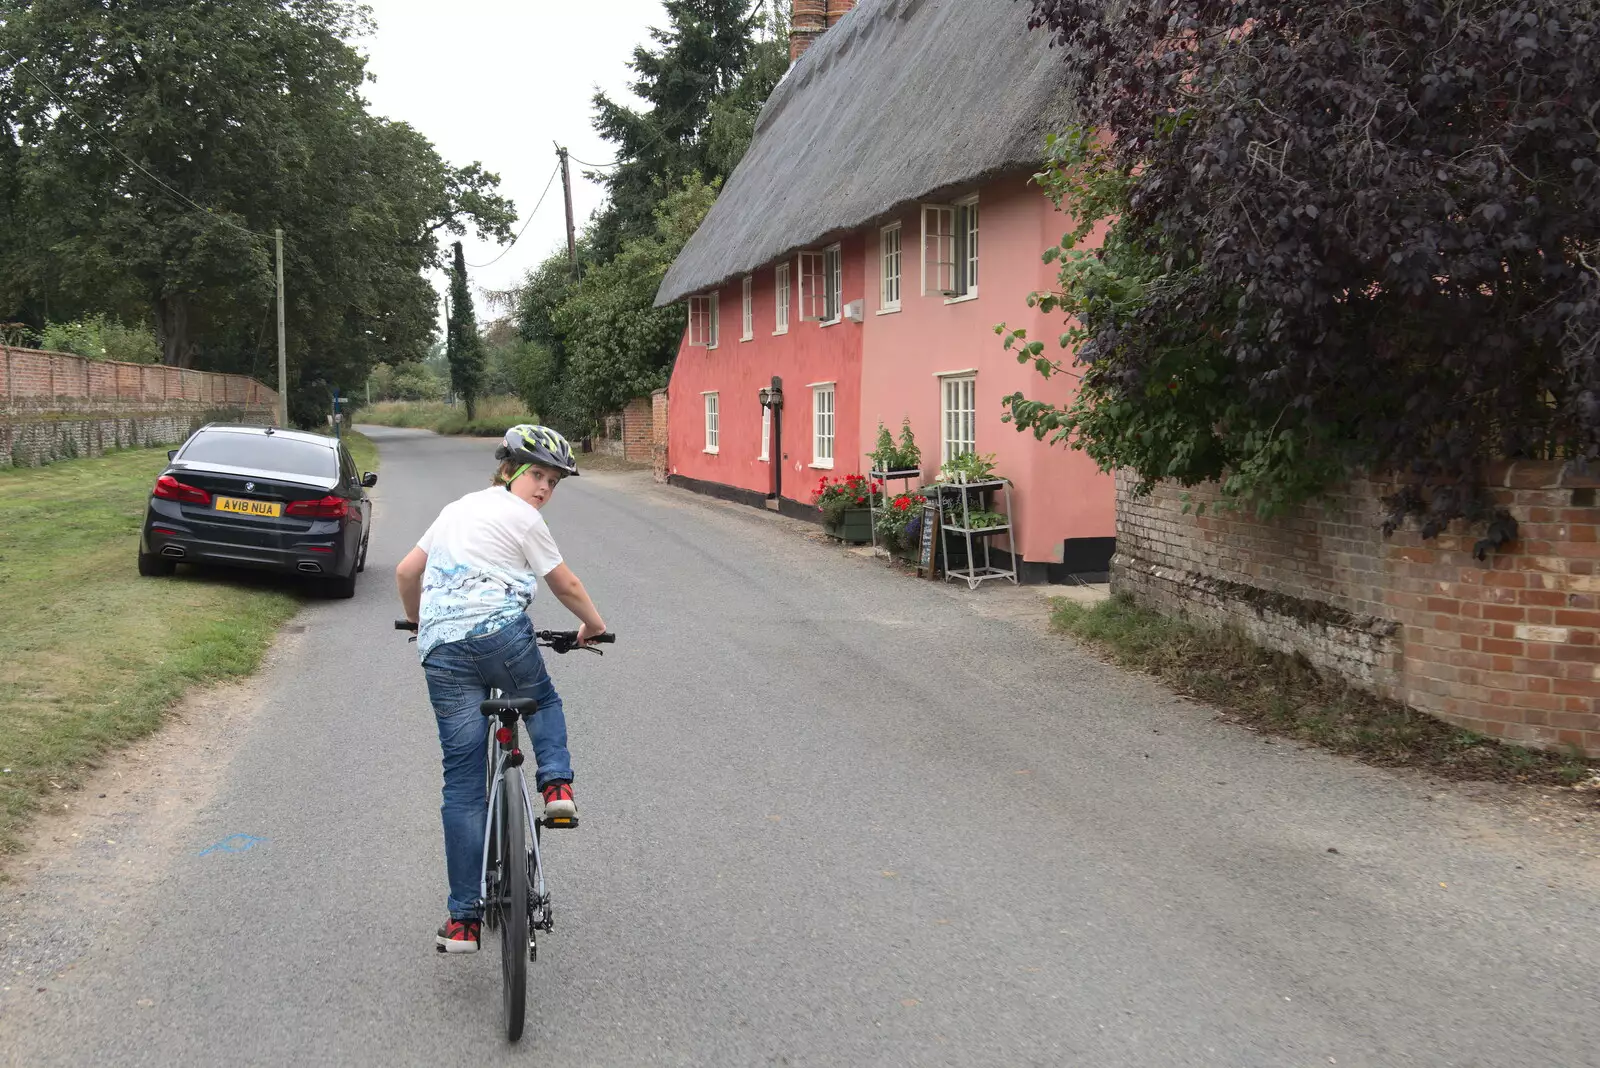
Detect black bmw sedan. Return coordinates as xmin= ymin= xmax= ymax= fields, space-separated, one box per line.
xmin=138 ymin=424 xmax=376 ymax=598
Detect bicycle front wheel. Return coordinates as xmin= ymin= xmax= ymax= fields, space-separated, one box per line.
xmin=499 ymin=765 xmax=530 ymax=1042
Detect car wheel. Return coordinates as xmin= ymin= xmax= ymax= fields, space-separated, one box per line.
xmin=138 ymin=551 xmax=176 ymax=577
xmin=323 ymin=567 xmax=358 ymax=600
xmin=356 ymin=534 xmax=370 ymax=573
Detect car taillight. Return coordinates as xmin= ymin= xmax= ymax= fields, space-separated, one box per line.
xmin=285 ymin=495 xmax=348 ymax=519
xmin=153 ymin=475 xmax=211 ymax=505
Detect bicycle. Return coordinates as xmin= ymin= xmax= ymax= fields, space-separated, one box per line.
xmin=396 ymin=619 xmax=616 ymax=1042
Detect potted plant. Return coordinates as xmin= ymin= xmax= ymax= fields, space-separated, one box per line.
xmin=813 ymin=473 xmax=876 ymax=543
xmin=895 ymin=418 xmax=921 ymax=474
xmin=868 ymin=418 xmax=923 ymax=477
xmin=873 ymin=490 xmax=927 ymax=555
xmin=938 ymin=451 xmax=1000 ymax=485
xmin=933 ymin=452 xmax=1011 ymax=543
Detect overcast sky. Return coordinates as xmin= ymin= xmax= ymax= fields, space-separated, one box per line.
xmin=358 ymin=0 xmax=671 ymax=320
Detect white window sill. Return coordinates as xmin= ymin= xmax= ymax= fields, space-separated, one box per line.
xmin=704 ymin=447 xmax=719 ymax=455
xmin=739 ymin=335 xmax=753 ymax=343
xmin=819 ymin=318 xmax=843 ymax=328
xmin=759 ymin=456 xmax=770 ymax=463
xmin=877 ymin=305 xmax=901 ymax=315
xmin=706 ymin=344 xmax=720 ymax=350
xmin=808 ymin=460 xmax=835 ymax=470
xmin=773 ymin=328 xmax=789 ymax=336
xmin=943 ymin=292 xmax=979 ymax=305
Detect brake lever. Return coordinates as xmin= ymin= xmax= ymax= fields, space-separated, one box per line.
xmin=544 ymin=637 xmax=603 ymax=656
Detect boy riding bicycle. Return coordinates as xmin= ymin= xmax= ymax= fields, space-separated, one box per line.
xmin=395 ymin=425 xmax=606 ymax=954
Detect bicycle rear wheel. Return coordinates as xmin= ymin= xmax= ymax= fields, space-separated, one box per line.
xmin=499 ymin=765 xmax=530 ymax=1042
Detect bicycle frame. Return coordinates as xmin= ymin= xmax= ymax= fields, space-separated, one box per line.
xmin=479 ymin=697 xmax=548 ymax=924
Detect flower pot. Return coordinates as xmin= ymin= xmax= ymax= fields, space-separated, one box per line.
xmin=824 ymin=507 xmax=872 ymax=544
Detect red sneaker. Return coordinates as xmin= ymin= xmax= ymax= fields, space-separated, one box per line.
xmin=541 ymin=781 xmax=576 ymax=820
xmin=435 ymin=917 xmax=480 ymax=954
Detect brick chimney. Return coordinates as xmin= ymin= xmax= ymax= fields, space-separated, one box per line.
xmin=790 ymin=0 xmax=857 ymax=64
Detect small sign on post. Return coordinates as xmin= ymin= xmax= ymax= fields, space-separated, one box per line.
xmin=917 ymin=499 xmax=940 ymax=579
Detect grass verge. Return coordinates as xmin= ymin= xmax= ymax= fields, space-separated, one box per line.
xmin=317 ymin=427 xmax=379 ymax=474
xmin=1054 ymin=594 xmax=1598 ymax=787
xmin=0 ymin=448 xmax=309 ymax=857
xmin=357 ymin=396 xmax=534 ymax=436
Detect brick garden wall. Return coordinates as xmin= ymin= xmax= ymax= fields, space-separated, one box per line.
xmin=0 ymin=347 xmax=278 ymax=467
xmin=1115 ymin=463 xmax=1600 ymax=756
xmin=595 ymin=397 xmax=655 ymax=462
xmin=651 ymin=388 xmax=669 ymax=483
xmin=620 ymin=396 xmax=652 ymax=463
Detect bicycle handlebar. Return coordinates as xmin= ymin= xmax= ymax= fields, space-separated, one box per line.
xmin=393 ymin=620 xmax=616 ymax=655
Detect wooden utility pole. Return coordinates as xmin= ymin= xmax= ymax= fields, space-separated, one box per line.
xmin=275 ymin=227 xmax=287 ymax=427
xmin=556 ymin=144 xmax=577 ymax=277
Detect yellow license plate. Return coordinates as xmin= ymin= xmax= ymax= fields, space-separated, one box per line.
xmin=214 ymin=496 xmax=282 ymax=518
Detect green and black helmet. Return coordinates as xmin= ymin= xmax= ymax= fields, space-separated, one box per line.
xmin=497 ymin=424 xmax=580 ymax=479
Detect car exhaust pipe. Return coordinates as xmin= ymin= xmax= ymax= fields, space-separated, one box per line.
xmin=297 ymin=562 xmax=322 ymax=574
xmin=161 ymin=546 xmax=186 ymax=558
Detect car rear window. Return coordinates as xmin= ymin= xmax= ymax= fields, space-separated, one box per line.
xmin=180 ymin=433 xmax=338 ymax=479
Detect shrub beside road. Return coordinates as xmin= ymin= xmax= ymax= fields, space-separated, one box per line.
xmin=357 ymin=395 xmax=534 ymax=437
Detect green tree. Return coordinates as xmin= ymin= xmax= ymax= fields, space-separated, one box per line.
xmin=554 ymin=176 xmax=716 ymax=429
xmin=507 ymin=4 xmax=777 ymax=433
xmin=0 ymin=0 xmax=514 ymax=425
xmin=1011 ymin=1 xmax=1600 ymax=532
xmin=703 ymin=7 xmax=789 ymax=177
xmin=589 ymin=0 xmax=766 ymax=258
xmin=446 ymin=241 xmax=486 ymax=419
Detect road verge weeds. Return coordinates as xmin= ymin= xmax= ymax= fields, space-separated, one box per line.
xmin=1053 ymin=594 xmax=1597 ymax=789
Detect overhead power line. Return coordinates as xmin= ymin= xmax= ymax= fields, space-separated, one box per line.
xmin=466 ymin=161 xmax=562 ymax=269
xmin=0 ymin=49 xmax=267 ymax=240
xmin=569 ymin=154 xmax=620 ymax=169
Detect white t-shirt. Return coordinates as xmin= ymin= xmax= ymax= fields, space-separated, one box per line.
xmin=416 ymin=486 xmax=564 ymax=659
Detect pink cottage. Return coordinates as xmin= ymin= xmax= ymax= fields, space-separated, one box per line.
xmin=654 ymin=0 xmax=1115 ymax=582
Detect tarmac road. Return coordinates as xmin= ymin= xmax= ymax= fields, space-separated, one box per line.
xmin=3 ymin=424 xmax=1597 ymax=1067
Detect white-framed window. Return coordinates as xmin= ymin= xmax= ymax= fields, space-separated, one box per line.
xmin=774 ymin=262 xmax=790 ymax=334
xmin=759 ymin=403 xmax=771 ymax=462
xmin=880 ymin=223 xmax=902 ymax=311
xmin=823 ymin=244 xmax=842 ymax=323
xmin=922 ymin=196 xmax=979 ymax=300
xmin=811 ymin=383 xmax=835 ymax=467
xmin=740 ymin=275 xmax=754 ymax=341
xmin=941 ymin=374 xmax=976 ymax=463
xmin=703 ymin=391 xmax=719 ymax=453
xmin=798 ymin=245 xmax=843 ymax=324
xmin=689 ymin=292 xmax=719 ymax=348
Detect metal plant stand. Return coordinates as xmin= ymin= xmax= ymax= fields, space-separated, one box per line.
xmin=867 ymin=468 xmax=923 ymax=556
xmin=935 ymin=477 xmax=1018 ymax=589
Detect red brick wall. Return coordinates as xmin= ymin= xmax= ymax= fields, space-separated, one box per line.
xmin=652 ymin=388 xmax=669 ymax=483
xmin=1 ymin=346 xmax=278 ymax=467
xmin=621 ymin=396 xmax=653 ymax=463
xmin=1 ymin=346 xmax=275 ymax=409
xmin=1115 ymin=463 xmax=1600 ymax=756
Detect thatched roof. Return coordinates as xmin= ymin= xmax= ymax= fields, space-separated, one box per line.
xmin=655 ymin=0 xmax=1079 ymax=307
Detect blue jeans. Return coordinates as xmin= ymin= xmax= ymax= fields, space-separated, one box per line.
xmin=422 ymin=613 xmax=572 ymax=919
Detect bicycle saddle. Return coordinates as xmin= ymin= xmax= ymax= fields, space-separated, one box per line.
xmin=480 ymin=698 xmax=538 ymax=718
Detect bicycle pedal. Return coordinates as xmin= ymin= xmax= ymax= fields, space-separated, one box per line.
xmin=540 ymin=815 xmax=579 ymax=830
